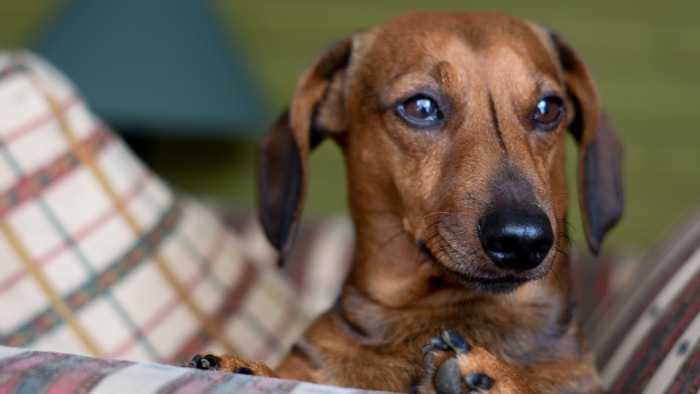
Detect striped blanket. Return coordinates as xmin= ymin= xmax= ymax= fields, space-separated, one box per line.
xmin=0 ymin=345 xmax=382 ymax=394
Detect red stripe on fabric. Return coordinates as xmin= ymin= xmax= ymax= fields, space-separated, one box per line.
xmin=0 ymin=352 xmax=63 ymax=394
xmin=212 ymin=258 xmax=259 ymax=321
xmin=167 ymin=375 xmax=233 ymax=394
xmin=107 ymin=296 xmax=181 ymax=359
xmin=44 ymin=357 xmax=130 ymax=394
xmin=611 ymin=272 xmax=700 ymax=392
xmin=666 ymin=343 xmax=700 ymax=394
xmin=246 ymin=377 xmax=298 ymax=392
xmin=3 ymin=199 xmax=182 ymax=349
xmin=283 ymin=223 xmax=320 ymax=292
xmin=0 ymin=269 xmax=26 ymax=298
xmin=108 ymin=226 xmax=228 ymax=359
xmin=252 ymin=290 xmax=302 ymax=362
xmin=598 ymin=237 xmax=700 ymax=369
xmin=169 ymin=379 xmax=221 ymax=393
xmin=35 ymin=171 xmax=151 ymax=265
xmin=167 ymin=259 xmax=259 ymax=365
xmin=0 ymin=170 xmax=150 ymax=295
xmin=636 ymin=240 xmax=700 ymax=322
xmin=160 ymin=368 xmax=242 ymax=394
xmin=689 ymin=362 xmax=700 ymax=393
xmin=2 ymin=93 xmax=80 ymax=145
xmin=0 ymin=126 xmax=112 ymax=220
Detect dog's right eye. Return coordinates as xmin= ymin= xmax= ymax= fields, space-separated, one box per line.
xmin=396 ymin=95 xmax=444 ymax=129
xmin=532 ymin=96 xmax=564 ymax=131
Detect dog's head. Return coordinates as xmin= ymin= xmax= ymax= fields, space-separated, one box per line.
xmin=258 ymin=11 xmax=623 ymax=294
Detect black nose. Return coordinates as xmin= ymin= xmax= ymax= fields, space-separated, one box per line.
xmin=478 ymin=208 xmax=554 ymax=270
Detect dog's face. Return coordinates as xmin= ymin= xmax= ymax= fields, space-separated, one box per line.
xmin=258 ymin=11 xmax=623 ymax=295
xmin=341 ymin=13 xmax=571 ymax=292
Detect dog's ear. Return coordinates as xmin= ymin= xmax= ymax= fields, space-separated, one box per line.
xmin=257 ymin=38 xmax=353 ymax=264
xmin=549 ymin=32 xmax=624 ymax=254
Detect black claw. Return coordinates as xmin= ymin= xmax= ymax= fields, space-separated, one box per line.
xmin=465 ymin=372 xmax=493 ymax=390
xmin=441 ymin=331 xmax=470 ymax=354
xmin=430 ymin=337 xmax=450 ymax=351
xmin=234 ymin=366 xmax=254 ymax=375
xmin=422 ymin=346 xmax=438 ymax=371
xmin=190 ymin=354 xmax=220 ymax=370
xmin=421 ymin=344 xmax=433 ymax=357
xmin=203 ymin=355 xmax=220 ymax=370
xmin=435 ymin=358 xmax=463 ymax=394
xmin=189 ymin=354 xmax=202 ymax=369
xmin=208 ymin=355 xmax=221 ymax=369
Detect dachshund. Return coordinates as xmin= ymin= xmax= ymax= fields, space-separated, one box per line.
xmin=190 ymin=10 xmax=623 ymax=393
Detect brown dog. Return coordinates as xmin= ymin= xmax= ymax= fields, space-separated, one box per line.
xmin=190 ymin=10 xmax=623 ymax=393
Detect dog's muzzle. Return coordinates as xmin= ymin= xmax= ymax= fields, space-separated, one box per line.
xmin=478 ymin=207 xmax=554 ymax=271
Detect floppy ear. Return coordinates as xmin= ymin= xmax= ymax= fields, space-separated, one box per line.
xmin=257 ymin=38 xmax=352 ymax=264
xmin=550 ymin=33 xmax=624 ymax=254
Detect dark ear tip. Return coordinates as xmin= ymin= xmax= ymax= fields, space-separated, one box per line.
xmin=580 ymin=114 xmax=624 ymax=257
xmin=258 ymin=212 xmax=292 ymax=267
xmin=585 ymin=220 xmax=603 ymax=255
xmin=587 ymin=237 xmax=601 ymax=255
xmin=277 ymin=251 xmax=288 ymax=268
xmin=585 ymin=206 xmax=623 ymax=256
xmin=256 ymin=109 xmax=304 ymax=266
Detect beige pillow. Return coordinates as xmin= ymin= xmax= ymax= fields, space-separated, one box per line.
xmin=0 ymin=51 xmax=309 ymax=367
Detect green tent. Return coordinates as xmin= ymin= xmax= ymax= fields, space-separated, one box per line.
xmin=34 ymin=0 xmax=269 ymax=137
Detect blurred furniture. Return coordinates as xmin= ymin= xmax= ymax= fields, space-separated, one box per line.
xmin=33 ymin=0 xmax=268 ymax=137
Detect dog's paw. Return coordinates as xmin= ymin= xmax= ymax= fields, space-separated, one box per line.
xmin=417 ymin=331 xmax=533 ymax=394
xmin=418 ymin=331 xmax=493 ymax=394
xmin=188 ymin=353 xmax=276 ymax=377
xmin=189 ymin=354 xmax=222 ymax=371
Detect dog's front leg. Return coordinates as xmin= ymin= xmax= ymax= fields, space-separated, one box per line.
xmin=417 ymin=331 xmax=534 ymax=394
xmin=188 ymin=353 xmax=277 ymax=377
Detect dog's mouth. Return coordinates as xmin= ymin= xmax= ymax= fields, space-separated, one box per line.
xmin=417 ymin=239 xmax=540 ymax=294
xmin=440 ymin=266 xmax=532 ymax=294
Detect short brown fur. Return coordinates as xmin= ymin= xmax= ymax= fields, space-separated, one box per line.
xmin=195 ymin=11 xmax=623 ymax=393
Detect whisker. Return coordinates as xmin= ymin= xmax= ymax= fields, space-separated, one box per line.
xmin=422 ymin=211 xmax=452 ymax=220
xmin=372 ymin=229 xmax=407 ymax=257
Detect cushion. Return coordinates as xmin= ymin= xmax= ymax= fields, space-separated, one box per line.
xmin=0 ymin=51 xmax=310 ymax=367
xmin=0 ymin=345 xmax=379 ymax=393
xmin=588 ymin=205 xmax=700 ymax=393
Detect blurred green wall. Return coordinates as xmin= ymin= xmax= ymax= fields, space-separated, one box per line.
xmin=1 ymin=0 xmax=698 ymax=253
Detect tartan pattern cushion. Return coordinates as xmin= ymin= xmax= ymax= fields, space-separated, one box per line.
xmin=589 ymin=205 xmax=700 ymax=393
xmin=277 ymin=217 xmax=354 ymax=315
xmin=0 ymin=346 xmax=383 ymax=394
xmin=0 ymin=51 xmax=310 ymax=367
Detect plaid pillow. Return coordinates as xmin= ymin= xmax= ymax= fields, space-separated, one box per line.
xmin=0 ymin=345 xmax=381 ymax=394
xmin=0 ymin=51 xmax=310 ymax=367
xmin=588 ymin=205 xmax=700 ymax=393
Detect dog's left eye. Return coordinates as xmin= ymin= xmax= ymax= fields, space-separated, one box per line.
xmin=533 ymin=96 xmax=564 ymax=131
xmin=397 ymin=95 xmax=443 ymax=128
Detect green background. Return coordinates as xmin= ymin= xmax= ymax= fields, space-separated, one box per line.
xmin=1 ymin=0 xmax=698 ymax=254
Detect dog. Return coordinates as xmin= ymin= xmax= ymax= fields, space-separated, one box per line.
xmin=189 ymin=10 xmax=623 ymax=393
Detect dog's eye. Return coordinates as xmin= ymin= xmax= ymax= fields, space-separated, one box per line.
xmin=533 ymin=96 xmax=564 ymax=130
xmin=404 ymin=97 xmax=438 ymax=120
xmin=397 ymin=95 xmax=443 ymax=128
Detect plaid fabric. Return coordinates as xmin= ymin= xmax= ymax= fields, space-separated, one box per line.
xmin=0 ymin=346 xmax=383 ymax=394
xmin=589 ymin=205 xmax=700 ymax=393
xmin=0 ymin=51 xmax=310 ymax=367
xmin=284 ymin=217 xmax=354 ymax=315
